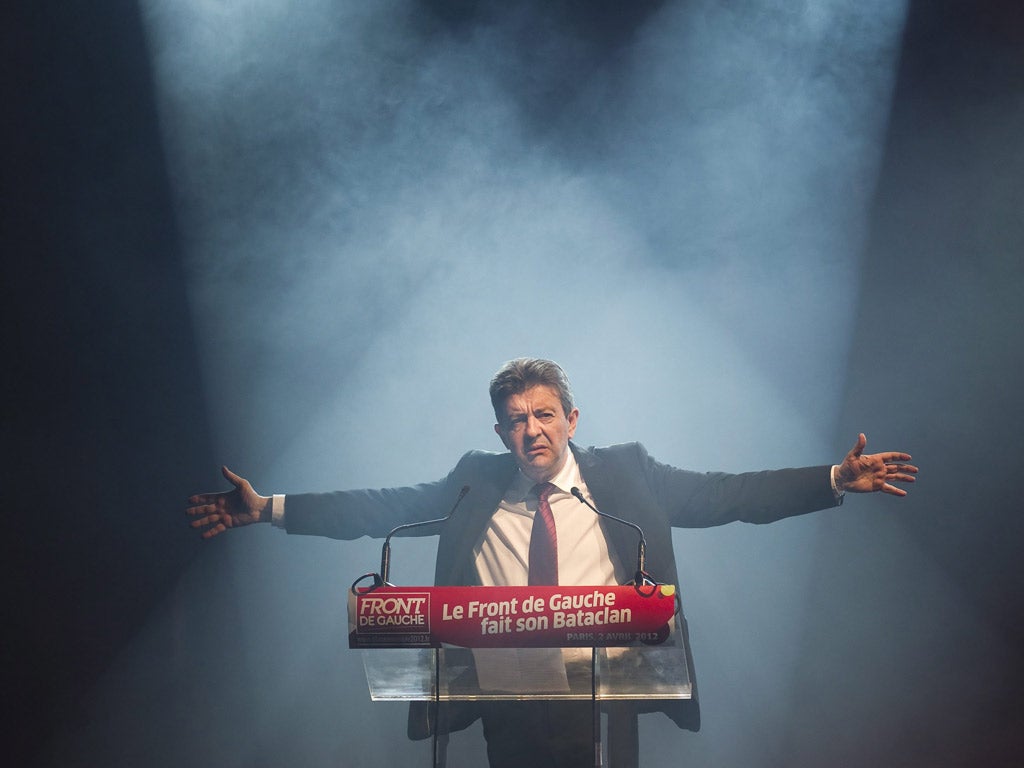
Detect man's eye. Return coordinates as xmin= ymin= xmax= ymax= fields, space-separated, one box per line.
xmin=537 ymin=413 xmax=554 ymax=422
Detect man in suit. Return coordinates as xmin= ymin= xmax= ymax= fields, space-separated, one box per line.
xmin=187 ymin=358 xmax=917 ymax=766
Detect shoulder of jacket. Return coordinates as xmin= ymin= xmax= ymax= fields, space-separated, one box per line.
xmin=584 ymin=441 xmax=647 ymax=457
xmin=457 ymin=449 xmax=509 ymax=463
xmin=574 ymin=441 xmax=652 ymax=469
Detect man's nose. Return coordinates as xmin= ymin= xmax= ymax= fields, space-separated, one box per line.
xmin=524 ymin=415 xmax=541 ymax=435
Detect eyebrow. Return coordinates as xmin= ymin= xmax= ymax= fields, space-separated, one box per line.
xmin=505 ymin=405 xmax=556 ymax=420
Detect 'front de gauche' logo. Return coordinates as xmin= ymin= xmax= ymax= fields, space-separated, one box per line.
xmin=357 ymin=591 xmax=430 ymax=634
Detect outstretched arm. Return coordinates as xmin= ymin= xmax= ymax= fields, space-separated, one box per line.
xmin=187 ymin=466 xmax=271 ymax=538
xmin=834 ymin=433 xmax=918 ymax=496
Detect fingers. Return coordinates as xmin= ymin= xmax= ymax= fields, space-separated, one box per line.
xmin=201 ymin=522 xmax=226 ymax=538
xmin=879 ymin=459 xmax=917 ymax=496
xmin=886 ymin=461 xmax=918 ymax=472
xmin=881 ymin=483 xmax=908 ymax=497
xmin=185 ymin=491 xmax=231 ymax=517
xmin=884 ymin=461 xmax=918 ymax=485
xmin=186 ymin=497 xmax=216 ymax=511
xmin=849 ymin=433 xmax=867 ymax=458
xmin=187 ymin=508 xmax=220 ymax=525
xmin=879 ymin=452 xmax=913 ymax=463
xmin=189 ymin=512 xmax=225 ymax=537
xmin=186 ymin=491 xmax=229 ymax=537
xmin=189 ymin=513 xmax=214 ymax=528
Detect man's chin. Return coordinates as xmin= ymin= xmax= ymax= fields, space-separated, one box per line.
xmin=518 ymin=456 xmax=557 ymax=482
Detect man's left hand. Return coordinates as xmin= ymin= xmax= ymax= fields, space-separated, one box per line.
xmin=835 ymin=433 xmax=918 ymax=496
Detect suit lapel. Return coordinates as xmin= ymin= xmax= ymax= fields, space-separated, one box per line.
xmin=572 ymin=443 xmax=638 ymax=583
xmin=435 ymin=452 xmax=518 ymax=586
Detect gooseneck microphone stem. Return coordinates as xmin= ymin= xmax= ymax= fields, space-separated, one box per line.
xmin=379 ymin=485 xmax=470 ymax=585
xmin=570 ymin=486 xmax=649 ymax=586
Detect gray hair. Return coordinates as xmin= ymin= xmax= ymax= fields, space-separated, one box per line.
xmin=489 ymin=358 xmax=575 ymax=422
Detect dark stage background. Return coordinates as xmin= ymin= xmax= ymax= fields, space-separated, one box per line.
xmin=5 ymin=1 xmax=1022 ymax=765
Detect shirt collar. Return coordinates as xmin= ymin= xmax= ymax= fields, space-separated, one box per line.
xmin=507 ymin=449 xmax=583 ymax=502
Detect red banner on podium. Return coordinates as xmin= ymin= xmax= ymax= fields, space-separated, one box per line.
xmin=348 ymin=584 xmax=677 ymax=648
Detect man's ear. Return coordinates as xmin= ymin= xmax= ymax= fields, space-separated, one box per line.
xmin=494 ymin=422 xmax=510 ymax=449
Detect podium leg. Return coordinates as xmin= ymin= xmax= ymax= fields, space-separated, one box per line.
xmin=432 ymin=727 xmax=448 ymax=768
xmin=606 ymin=703 xmax=639 ymax=768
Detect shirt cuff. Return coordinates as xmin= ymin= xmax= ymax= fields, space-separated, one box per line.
xmin=830 ymin=465 xmax=845 ymax=502
xmin=271 ymin=494 xmax=286 ymax=527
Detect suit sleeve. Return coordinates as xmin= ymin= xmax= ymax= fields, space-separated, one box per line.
xmin=635 ymin=443 xmax=840 ymax=527
xmin=282 ymin=465 xmax=464 ymax=541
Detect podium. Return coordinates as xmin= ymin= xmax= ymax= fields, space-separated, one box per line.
xmin=349 ymin=584 xmax=694 ymax=766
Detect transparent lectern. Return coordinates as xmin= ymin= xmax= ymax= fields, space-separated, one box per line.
xmin=349 ymin=584 xmax=693 ymax=767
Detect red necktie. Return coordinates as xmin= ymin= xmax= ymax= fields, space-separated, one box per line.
xmin=529 ymin=482 xmax=558 ymax=585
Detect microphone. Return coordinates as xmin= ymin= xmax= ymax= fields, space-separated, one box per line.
xmin=379 ymin=485 xmax=470 ymax=585
xmin=570 ymin=486 xmax=653 ymax=588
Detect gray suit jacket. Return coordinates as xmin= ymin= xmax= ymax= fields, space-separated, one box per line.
xmin=285 ymin=442 xmax=839 ymax=731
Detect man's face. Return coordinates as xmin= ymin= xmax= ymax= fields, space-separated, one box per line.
xmin=494 ymin=384 xmax=579 ymax=483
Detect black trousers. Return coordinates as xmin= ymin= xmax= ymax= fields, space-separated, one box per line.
xmin=480 ymin=701 xmax=639 ymax=768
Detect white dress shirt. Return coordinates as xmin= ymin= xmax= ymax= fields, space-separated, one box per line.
xmin=472 ymin=451 xmax=626 ymax=587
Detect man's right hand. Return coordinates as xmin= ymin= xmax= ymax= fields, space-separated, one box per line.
xmin=187 ymin=466 xmax=271 ymax=539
